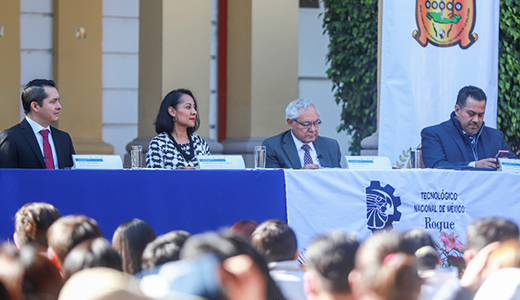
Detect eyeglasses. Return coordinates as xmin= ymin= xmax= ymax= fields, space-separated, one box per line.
xmin=292 ymin=119 xmax=322 ymax=129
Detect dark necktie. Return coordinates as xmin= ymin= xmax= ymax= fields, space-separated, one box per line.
xmin=39 ymin=129 xmax=55 ymax=169
xmin=301 ymin=144 xmax=313 ymax=165
xmin=466 ymin=134 xmax=478 ymax=160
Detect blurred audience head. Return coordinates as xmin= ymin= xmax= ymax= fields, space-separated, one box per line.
xmin=250 ymin=219 xmax=297 ymax=263
xmin=62 ymin=237 xmax=123 ymax=282
xmin=141 ymin=230 xmax=190 ymax=270
xmin=230 ymin=220 xmax=258 ymax=240
xmin=14 ymin=202 xmax=61 ymax=252
xmin=351 ymin=232 xmax=421 ymax=300
xmin=47 ymin=215 xmax=102 ymax=268
xmin=59 ymin=268 xmax=151 ymax=300
xmin=482 ymin=239 xmax=520 ymax=279
xmin=304 ymin=231 xmax=358 ymax=300
xmin=112 ymin=218 xmax=156 ymax=274
xmin=401 ymin=229 xmax=439 ymax=272
xmin=466 ymin=217 xmax=519 ymax=258
xmin=181 ymin=231 xmax=286 ymax=300
xmin=0 ymin=244 xmax=62 ymax=300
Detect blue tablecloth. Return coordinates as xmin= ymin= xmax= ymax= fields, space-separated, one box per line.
xmin=0 ymin=169 xmax=287 ymax=241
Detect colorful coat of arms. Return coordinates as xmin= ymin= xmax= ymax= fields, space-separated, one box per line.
xmin=413 ymin=0 xmax=478 ymax=49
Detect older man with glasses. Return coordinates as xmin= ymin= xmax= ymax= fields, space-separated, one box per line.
xmin=262 ymin=98 xmax=342 ymax=169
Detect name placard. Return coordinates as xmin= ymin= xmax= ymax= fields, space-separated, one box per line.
xmin=196 ymin=155 xmax=245 ymax=170
xmin=345 ymin=156 xmax=392 ymax=170
xmin=72 ymin=155 xmax=123 ymax=170
xmin=498 ymin=158 xmax=520 ymax=173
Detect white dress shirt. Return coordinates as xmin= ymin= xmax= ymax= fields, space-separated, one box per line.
xmin=25 ymin=116 xmax=59 ymax=169
xmin=290 ymin=131 xmax=320 ymax=166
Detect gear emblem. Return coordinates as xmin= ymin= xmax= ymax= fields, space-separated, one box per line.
xmin=365 ymin=181 xmax=402 ymax=232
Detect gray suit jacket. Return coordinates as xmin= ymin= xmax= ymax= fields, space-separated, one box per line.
xmin=262 ymin=130 xmax=342 ymax=169
xmin=0 ymin=119 xmax=75 ymax=169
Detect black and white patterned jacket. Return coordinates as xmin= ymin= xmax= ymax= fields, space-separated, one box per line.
xmin=145 ymin=132 xmax=210 ymax=169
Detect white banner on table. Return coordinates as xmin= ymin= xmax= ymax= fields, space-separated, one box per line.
xmin=379 ymin=0 xmax=499 ymax=168
xmin=285 ymin=169 xmax=520 ymax=267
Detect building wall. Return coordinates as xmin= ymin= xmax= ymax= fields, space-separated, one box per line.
xmin=101 ymin=0 xmax=139 ymax=158
xmin=14 ymin=0 xmax=351 ymax=161
xmin=298 ymin=2 xmax=351 ymax=165
xmin=20 ymin=0 xmax=53 ymax=121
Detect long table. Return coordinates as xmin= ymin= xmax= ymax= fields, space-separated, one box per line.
xmin=0 ymin=169 xmax=287 ymax=241
xmin=2 ymin=168 xmax=520 ymax=257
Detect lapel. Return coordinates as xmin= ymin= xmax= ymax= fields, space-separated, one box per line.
xmin=50 ymin=126 xmax=63 ymax=168
xmin=20 ymin=119 xmax=46 ymax=168
xmin=478 ymin=127 xmax=491 ymax=157
xmin=281 ymin=131 xmax=302 ymax=169
xmin=313 ymin=136 xmax=329 ymax=165
xmin=445 ymin=120 xmax=469 ymax=161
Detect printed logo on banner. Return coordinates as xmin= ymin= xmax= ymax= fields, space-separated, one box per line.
xmin=366 ymin=181 xmax=402 ymax=232
xmin=412 ymin=0 xmax=478 ymax=49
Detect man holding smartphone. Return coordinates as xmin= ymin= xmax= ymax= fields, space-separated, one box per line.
xmin=421 ymin=85 xmax=517 ymax=169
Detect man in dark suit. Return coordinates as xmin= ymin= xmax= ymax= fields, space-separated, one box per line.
xmin=262 ymin=98 xmax=342 ymax=169
xmin=421 ymin=85 xmax=517 ymax=169
xmin=0 ymin=79 xmax=75 ymax=169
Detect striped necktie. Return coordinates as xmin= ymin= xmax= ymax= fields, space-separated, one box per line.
xmin=39 ymin=129 xmax=55 ymax=169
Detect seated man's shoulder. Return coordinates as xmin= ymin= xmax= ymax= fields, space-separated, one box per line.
xmin=421 ymin=119 xmax=451 ymax=134
xmin=0 ymin=123 xmax=23 ymax=141
xmin=317 ymin=135 xmax=339 ymax=143
xmin=262 ymin=130 xmax=290 ymax=145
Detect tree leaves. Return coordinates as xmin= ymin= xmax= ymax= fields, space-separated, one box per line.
xmin=498 ymin=0 xmax=520 ymax=155
xmin=324 ymin=0 xmax=520 ymax=156
xmin=323 ymin=0 xmax=378 ymax=154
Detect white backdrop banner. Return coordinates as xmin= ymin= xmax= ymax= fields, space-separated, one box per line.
xmin=378 ymin=0 xmax=500 ymax=168
xmin=285 ymin=169 xmax=520 ymax=267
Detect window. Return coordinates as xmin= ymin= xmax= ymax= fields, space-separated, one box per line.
xmin=299 ymin=0 xmax=319 ymax=9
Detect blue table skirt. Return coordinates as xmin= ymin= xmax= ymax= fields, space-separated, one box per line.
xmin=0 ymin=169 xmax=287 ymax=241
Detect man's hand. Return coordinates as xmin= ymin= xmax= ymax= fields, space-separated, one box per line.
xmin=302 ymin=164 xmax=320 ymax=169
xmin=475 ymin=158 xmax=499 ymax=169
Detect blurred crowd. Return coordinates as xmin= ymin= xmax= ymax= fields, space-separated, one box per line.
xmin=1 ymin=202 xmax=519 ymax=300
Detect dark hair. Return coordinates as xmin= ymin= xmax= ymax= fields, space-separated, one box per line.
xmin=251 ymin=219 xmax=297 ymax=263
xmin=230 ymin=220 xmax=258 ymax=240
xmin=62 ymin=237 xmax=123 ymax=282
xmin=47 ymin=215 xmax=103 ymax=265
xmin=305 ymin=231 xmax=359 ymax=294
xmin=181 ymin=231 xmax=287 ymax=300
xmin=355 ymin=233 xmax=421 ymax=300
xmin=401 ymin=229 xmax=438 ymax=271
xmin=154 ymin=89 xmax=200 ymax=135
xmin=0 ymin=244 xmax=63 ymax=300
xmin=466 ymin=217 xmax=520 ymax=252
xmin=112 ymin=218 xmax=156 ymax=274
xmin=141 ymin=230 xmax=190 ymax=270
xmin=456 ymin=85 xmax=487 ymax=108
xmin=14 ymin=202 xmax=61 ymax=251
xmin=414 ymin=246 xmax=440 ymax=271
xmin=401 ymin=229 xmax=436 ymax=254
xmin=21 ymin=79 xmax=56 ymax=114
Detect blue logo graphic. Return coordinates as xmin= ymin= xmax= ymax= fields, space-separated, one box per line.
xmin=366 ymin=181 xmax=402 ymax=232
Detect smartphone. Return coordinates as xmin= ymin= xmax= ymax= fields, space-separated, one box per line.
xmin=495 ymin=150 xmax=509 ymax=159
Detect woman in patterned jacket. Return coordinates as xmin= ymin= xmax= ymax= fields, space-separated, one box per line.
xmin=146 ymin=89 xmax=210 ymax=169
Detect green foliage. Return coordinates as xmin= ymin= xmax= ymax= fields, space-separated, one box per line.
xmin=322 ymin=0 xmax=378 ymax=155
xmin=498 ymin=0 xmax=520 ymax=155
xmin=324 ymin=0 xmax=520 ymax=155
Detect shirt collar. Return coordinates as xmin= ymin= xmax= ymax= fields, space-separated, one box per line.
xmin=290 ymin=130 xmax=316 ymax=152
xmin=25 ymin=115 xmax=50 ymax=136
